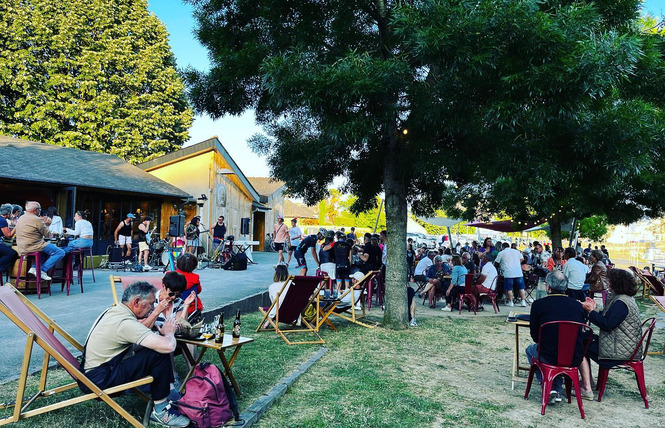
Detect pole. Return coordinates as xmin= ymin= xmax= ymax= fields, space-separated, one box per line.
xmin=373 ymin=198 xmax=384 ymax=233
xmin=568 ymin=217 xmax=577 ymax=248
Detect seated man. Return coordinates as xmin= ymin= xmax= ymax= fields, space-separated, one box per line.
xmin=419 ymin=255 xmax=451 ymax=308
xmin=14 ymin=201 xmax=64 ymax=280
xmin=473 ymin=251 xmax=498 ymax=296
xmin=526 ymin=270 xmax=587 ymax=404
xmin=82 ymin=281 xmax=190 ymax=427
xmin=413 ymin=251 xmax=435 ymax=284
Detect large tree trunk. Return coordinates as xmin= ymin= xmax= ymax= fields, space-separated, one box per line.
xmin=549 ymin=214 xmax=562 ymax=249
xmin=383 ymin=133 xmax=408 ymax=329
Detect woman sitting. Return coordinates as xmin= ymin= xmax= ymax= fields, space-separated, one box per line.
xmin=547 ymin=247 xmax=566 ymax=271
xmin=442 ymin=255 xmax=468 ymax=312
xmin=267 ymin=264 xmax=291 ymax=319
xmin=140 ymin=271 xmax=195 ymax=329
xmin=175 ymin=253 xmax=203 ymax=316
xmin=586 ymin=249 xmax=608 ymax=296
xmin=578 ymin=269 xmax=642 ymax=400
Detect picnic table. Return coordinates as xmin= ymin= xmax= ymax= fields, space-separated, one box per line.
xmin=177 ymin=334 xmax=254 ymax=395
xmin=507 ymin=310 xmax=531 ymax=390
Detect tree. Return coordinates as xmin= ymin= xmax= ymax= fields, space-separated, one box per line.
xmin=579 ymin=216 xmax=609 ymax=242
xmin=184 ymin=0 xmax=664 ymax=327
xmin=437 ymin=1 xmax=665 ymax=248
xmin=0 ymin=0 xmax=193 ymax=163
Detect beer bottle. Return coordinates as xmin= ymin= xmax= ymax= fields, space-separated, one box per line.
xmin=232 ymin=309 xmax=241 ymax=338
xmin=215 ymin=313 xmax=225 ymax=343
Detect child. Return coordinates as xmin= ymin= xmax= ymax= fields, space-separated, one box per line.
xmin=175 ymin=253 xmax=203 ymax=316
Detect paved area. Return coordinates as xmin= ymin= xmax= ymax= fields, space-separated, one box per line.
xmin=0 ymin=250 xmax=308 ymax=383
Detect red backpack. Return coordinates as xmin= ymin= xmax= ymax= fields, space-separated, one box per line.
xmin=177 ymin=363 xmax=233 ymax=428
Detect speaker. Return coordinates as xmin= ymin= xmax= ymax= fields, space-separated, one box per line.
xmin=109 ymin=247 xmax=123 ymax=263
xmin=240 ymin=217 xmax=250 ymax=235
xmin=169 ymin=215 xmax=185 ymax=237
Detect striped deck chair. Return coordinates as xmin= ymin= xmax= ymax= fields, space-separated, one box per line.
xmin=0 ymin=283 xmax=152 ymax=427
xmin=256 ymin=275 xmax=327 ymax=345
xmin=110 ymin=275 xmax=164 ymax=306
xmin=164 ymin=248 xmax=184 ymax=272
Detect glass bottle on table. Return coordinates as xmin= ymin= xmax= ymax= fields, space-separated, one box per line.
xmin=215 ymin=313 xmax=225 ymax=343
xmin=232 ymin=309 xmax=241 ymax=338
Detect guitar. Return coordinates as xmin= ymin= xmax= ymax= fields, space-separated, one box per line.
xmin=146 ymin=226 xmax=157 ymax=244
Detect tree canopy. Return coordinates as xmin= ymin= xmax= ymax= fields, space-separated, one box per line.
xmin=0 ymin=0 xmax=193 ymax=163
xmin=185 ymin=0 xmax=665 ymax=327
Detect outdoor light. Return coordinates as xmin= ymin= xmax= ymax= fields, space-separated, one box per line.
xmin=197 ymin=194 xmax=208 ymax=207
xmin=402 ymin=128 xmax=408 ymax=135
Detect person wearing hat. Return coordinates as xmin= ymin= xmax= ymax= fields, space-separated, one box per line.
xmin=114 ymin=213 xmax=136 ymax=264
xmin=293 ymin=228 xmax=326 ymax=275
xmin=340 ymin=271 xmax=366 ymax=307
xmin=272 ymin=215 xmax=289 ymax=264
xmin=286 ymin=218 xmax=303 ymax=267
xmin=473 ymin=251 xmax=498 ymax=297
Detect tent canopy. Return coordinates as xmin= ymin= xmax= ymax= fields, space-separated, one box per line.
xmin=416 ymin=217 xmax=464 ymax=228
xmin=465 ymin=219 xmax=546 ymax=233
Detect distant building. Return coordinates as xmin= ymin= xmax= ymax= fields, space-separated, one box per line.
xmin=247 ymin=177 xmax=286 ymax=250
xmin=0 ymin=136 xmax=190 ymax=254
xmin=139 ymin=137 xmax=271 ymax=252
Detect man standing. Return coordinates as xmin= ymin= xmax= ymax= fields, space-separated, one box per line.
xmin=562 ymin=247 xmax=587 ymax=301
xmin=495 ymin=242 xmax=527 ymax=307
xmin=347 ymin=227 xmax=357 ymax=244
xmin=286 ymin=218 xmax=303 ymax=267
xmin=293 ymin=228 xmax=325 ymax=275
xmin=272 ymin=215 xmax=289 ymax=264
xmin=14 ymin=201 xmax=64 ymax=281
xmin=114 ymin=213 xmax=135 ymax=264
xmin=211 ymin=215 xmax=227 ymax=248
xmin=0 ymin=204 xmax=18 ymax=275
xmin=82 ymin=281 xmax=190 ymax=427
xmin=136 ymin=216 xmax=153 ymax=271
xmin=526 ymin=270 xmax=587 ymax=404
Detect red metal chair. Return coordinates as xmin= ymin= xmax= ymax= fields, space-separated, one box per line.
xmin=477 ymin=276 xmax=499 ymax=313
xmin=524 ymin=321 xmax=593 ymax=419
xmin=458 ymin=274 xmax=477 ymax=315
xmin=16 ymin=252 xmax=50 ymax=299
xmin=596 ymin=317 xmax=656 ymax=408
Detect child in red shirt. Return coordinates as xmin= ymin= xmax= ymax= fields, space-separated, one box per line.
xmin=175 ymin=253 xmax=203 ymax=315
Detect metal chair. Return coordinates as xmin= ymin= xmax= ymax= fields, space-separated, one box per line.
xmin=16 ymin=252 xmax=49 ymax=299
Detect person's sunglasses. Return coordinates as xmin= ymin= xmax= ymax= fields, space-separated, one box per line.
xmin=168 ymin=291 xmax=181 ymax=298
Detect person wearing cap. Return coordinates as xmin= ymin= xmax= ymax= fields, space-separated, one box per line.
xmin=340 ymin=271 xmax=366 ymax=307
xmin=114 ymin=213 xmax=136 ymax=264
xmin=272 ymin=215 xmax=289 ymax=264
xmin=293 ymin=228 xmax=326 ymax=275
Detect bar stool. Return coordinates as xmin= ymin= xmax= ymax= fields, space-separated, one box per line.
xmin=61 ymin=250 xmax=84 ymax=296
xmin=16 ymin=252 xmax=50 ymax=299
xmin=80 ymin=247 xmax=95 ymax=282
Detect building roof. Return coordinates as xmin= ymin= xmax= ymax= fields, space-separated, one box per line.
xmin=284 ymin=199 xmax=319 ymax=219
xmin=0 ymin=136 xmax=190 ymax=198
xmin=247 ymin=177 xmax=285 ymax=197
xmin=139 ymin=137 xmax=261 ymax=202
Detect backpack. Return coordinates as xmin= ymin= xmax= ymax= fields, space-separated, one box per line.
xmin=177 ymin=363 xmax=233 ymax=428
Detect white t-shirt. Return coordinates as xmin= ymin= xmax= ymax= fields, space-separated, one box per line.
xmin=481 ymin=262 xmax=498 ymax=290
xmin=563 ymin=258 xmax=588 ymax=290
xmin=494 ymin=248 xmax=523 ymax=278
xmin=49 ymin=215 xmax=63 ymax=234
xmin=414 ymin=257 xmax=433 ymax=276
xmin=288 ymin=226 xmax=303 ymax=247
xmin=268 ymin=280 xmax=290 ymax=318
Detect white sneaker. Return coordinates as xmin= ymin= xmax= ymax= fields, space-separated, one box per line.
xmin=143 ymin=265 xmax=152 ymax=271
xmin=409 ymin=319 xmax=418 ymax=327
xmin=507 ymin=301 xmax=515 ymax=307
xmin=441 ymin=306 xmax=452 ymax=312
xmin=28 ymin=267 xmax=37 ymax=277
xmin=521 ymin=300 xmax=527 ymax=307
xmin=526 ymin=298 xmax=534 ymax=303
xmin=39 ymin=270 xmax=51 ymax=281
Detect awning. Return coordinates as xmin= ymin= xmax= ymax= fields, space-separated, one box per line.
xmin=465 ymin=219 xmax=546 ymax=233
xmin=252 ymin=201 xmax=271 ymax=212
xmin=416 ymin=217 xmax=464 ymax=228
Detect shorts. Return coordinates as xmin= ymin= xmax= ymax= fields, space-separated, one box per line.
xmin=336 ymin=267 xmax=350 ymax=281
xmin=187 ymin=238 xmax=200 ymax=247
xmin=288 ymin=245 xmax=297 ymax=251
xmin=274 ymin=242 xmax=284 ymax=251
xmin=294 ymin=249 xmax=306 ymax=269
xmin=503 ymin=276 xmax=525 ymax=292
xmin=118 ymin=235 xmax=132 ymax=246
xmin=320 ymin=262 xmax=336 ymax=280
xmin=138 ymin=242 xmax=149 ymax=252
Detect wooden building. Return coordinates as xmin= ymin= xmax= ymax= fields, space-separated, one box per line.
xmin=0 ymin=136 xmax=191 ymax=254
xmin=247 ymin=177 xmax=286 ymax=250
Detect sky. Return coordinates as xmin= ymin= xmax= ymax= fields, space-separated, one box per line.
xmin=148 ymin=0 xmax=665 ymax=178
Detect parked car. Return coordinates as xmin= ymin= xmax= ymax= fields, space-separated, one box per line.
xmin=406 ymin=232 xmax=433 ymax=248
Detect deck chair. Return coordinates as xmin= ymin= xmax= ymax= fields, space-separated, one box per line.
xmin=164 ymin=248 xmax=183 ymax=272
xmin=256 ymin=275 xmax=327 ymax=345
xmin=0 ymin=283 xmax=152 ymax=427
xmin=640 ymin=273 xmax=664 ymax=297
xmin=110 ymin=275 xmax=164 ymax=306
xmin=320 ymin=270 xmax=380 ymax=329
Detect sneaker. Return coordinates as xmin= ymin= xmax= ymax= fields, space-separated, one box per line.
xmin=354 ymin=303 xmax=362 ymax=310
xmin=526 ymin=297 xmax=534 ymax=303
xmin=521 ymin=300 xmax=527 ymax=307
xmin=28 ymin=267 xmax=37 ymax=277
xmin=40 ymin=270 xmax=51 ymax=281
xmin=441 ymin=306 xmax=452 ymax=312
xmin=507 ymin=301 xmax=515 ymax=307
xmin=409 ymin=319 xmax=418 ymax=327
xmin=143 ymin=265 xmax=152 ymax=272
xmin=150 ymin=403 xmax=190 ymax=427
xmin=548 ymin=390 xmax=560 ymax=405
xmin=124 ymin=259 xmax=132 ymax=265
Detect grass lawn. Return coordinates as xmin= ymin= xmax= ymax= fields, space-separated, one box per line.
xmin=1 ymin=303 xmax=665 ymax=427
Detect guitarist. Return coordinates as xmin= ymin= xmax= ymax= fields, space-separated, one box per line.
xmin=137 ymin=216 xmax=154 ymax=271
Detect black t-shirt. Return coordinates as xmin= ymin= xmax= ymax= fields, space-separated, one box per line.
xmin=333 ymin=240 xmax=352 ymax=268
xmin=364 ymin=243 xmax=382 ymax=270
xmin=213 ymin=223 xmax=227 ymax=239
xmin=298 ymin=235 xmax=318 ymax=253
xmin=406 ymin=248 xmax=415 ymax=264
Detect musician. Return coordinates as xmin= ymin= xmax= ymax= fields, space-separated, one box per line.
xmin=211 ymin=216 xmax=226 ymax=247
xmin=185 ymin=216 xmax=201 ymax=254
xmin=114 ymin=213 xmax=135 ymax=264
xmin=137 ymin=216 xmax=153 ymax=271
xmin=64 ymin=210 xmax=94 ymax=254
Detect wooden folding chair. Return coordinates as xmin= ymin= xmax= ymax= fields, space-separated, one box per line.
xmin=0 ymin=283 xmax=152 ymax=427
xmin=321 ymin=270 xmax=380 ymax=329
xmin=640 ymin=273 xmax=664 ymax=297
xmin=110 ymin=275 xmax=164 ymax=306
xmin=256 ymin=275 xmax=327 ymax=345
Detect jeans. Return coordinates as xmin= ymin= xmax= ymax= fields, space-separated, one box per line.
xmin=64 ymin=238 xmax=93 ymax=254
xmin=0 ymin=243 xmax=18 ymax=272
xmin=526 ymin=343 xmax=563 ymax=394
xmin=40 ymin=244 xmax=65 ymax=273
